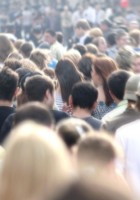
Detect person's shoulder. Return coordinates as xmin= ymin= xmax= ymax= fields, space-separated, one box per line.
xmin=85 ymin=116 xmax=102 ymax=130
xmin=51 ymin=110 xmax=70 ymax=124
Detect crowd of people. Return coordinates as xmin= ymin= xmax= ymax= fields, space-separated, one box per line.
xmin=0 ymin=0 xmax=140 ymax=200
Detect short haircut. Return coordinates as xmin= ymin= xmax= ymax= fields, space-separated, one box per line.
xmin=74 ymin=44 xmax=87 ymax=56
xmin=25 ymin=75 xmax=54 ymax=102
xmin=108 ymin=70 xmax=131 ymax=100
xmin=78 ymin=134 xmax=118 ymax=167
xmin=14 ymin=102 xmax=54 ymax=127
xmin=45 ymin=30 xmax=56 ymax=37
xmin=0 ymin=68 xmax=18 ymax=101
xmin=4 ymin=58 xmax=22 ymax=71
xmin=20 ymin=42 xmax=34 ymax=58
xmin=75 ymin=19 xmax=90 ymax=30
xmin=106 ymin=32 xmax=116 ymax=46
xmin=71 ymin=82 xmax=98 ymax=110
xmin=57 ymin=118 xmax=92 ymax=148
xmin=115 ymin=29 xmax=127 ymax=41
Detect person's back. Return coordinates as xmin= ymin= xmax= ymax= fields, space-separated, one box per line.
xmin=102 ymin=74 xmax=140 ymax=133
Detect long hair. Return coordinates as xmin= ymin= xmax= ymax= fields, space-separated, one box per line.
xmin=55 ymin=58 xmax=83 ymax=103
xmin=94 ymin=56 xmax=118 ymax=106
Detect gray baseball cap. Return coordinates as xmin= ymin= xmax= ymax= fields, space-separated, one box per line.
xmin=124 ymin=75 xmax=140 ymax=101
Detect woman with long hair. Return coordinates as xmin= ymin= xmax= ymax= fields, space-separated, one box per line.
xmin=92 ymin=56 xmax=118 ymax=119
xmin=55 ymin=58 xmax=83 ymax=111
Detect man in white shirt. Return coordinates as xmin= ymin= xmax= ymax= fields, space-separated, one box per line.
xmin=83 ymin=3 xmax=96 ymax=25
xmin=116 ymin=82 xmax=140 ymax=197
xmin=75 ymin=19 xmax=90 ymax=45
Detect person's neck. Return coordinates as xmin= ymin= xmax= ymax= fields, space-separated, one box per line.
xmin=97 ymin=85 xmax=105 ymax=102
xmin=0 ymin=100 xmax=13 ymax=107
xmin=72 ymin=107 xmax=91 ymax=118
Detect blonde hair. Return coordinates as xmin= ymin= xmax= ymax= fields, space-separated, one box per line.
xmin=20 ymin=58 xmax=40 ymax=72
xmin=89 ymin=28 xmax=103 ymax=39
xmin=30 ymin=49 xmax=48 ymax=70
xmin=63 ymin=49 xmax=81 ymax=66
xmin=0 ymin=121 xmax=71 ymax=200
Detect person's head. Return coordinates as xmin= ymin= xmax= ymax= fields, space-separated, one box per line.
xmin=25 ymin=75 xmax=54 ymax=108
xmin=106 ymin=32 xmax=116 ymax=47
xmin=63 ymin=49 xmax=81 ymax=67
xmin=108 ymin=70 xmax=131 ymax=103
xmin=20 ymin=58 xmax=39 ymax=72
xmin=0 ymin=68 xmax=18 ymax=102
xmin=124 ymin=74 xmax=140 ymax=104
xmin=55 ymin=58 xmax=83 ymax=103
xmin=30 ymin=49 xmax=48 ymax=70
xmin=56 ymin=32 xmax=63 ymax=44
xmin=92 ymin=56 xmax=118 ymax=105
xmin=45 ymin=30 xmax=57 ymax=45
xmin=115 ymin=29 xmax=130 ymax=48
xmin=14 ymin=102 xmax=54 ymax=127
xmin=4 ymin=58 xmax=22 ymax=71
xmin=86 ymin=44 xmax=99 ymax=55
xmin=43 ymin=67 xmax=55 ymax=79
xmin=57 ymin=118 xmax=92 ymax=149
xmin=129 ymin=29 xmax=140 ymax=47
xmin=70 ymin=82 xmax=98 ymax=112
xmin=74 ymin=44 xmax=87 ymax=56
xmin=0 ymin=34 xmax=15 ymax=63
xmin=116 ymin=47 xmax=134 ymax=71
xmin=78 ymin=54 xmax=95 ymax=81
xmin=54 ymin=179 xmax=133 ymax=200
xmin=0 ymin=121 xmax=71 ymax=200
xmin=75 ymin=20 xmax=90 ymax=38
xmin=77 ymin=133 xmax=120 ymax=173
xmin=93 ymin=37 xmax=107 ymax=53
xmin=100 ymin=19 xmax=112 ymax=32
xmin=8 ymin=51 xmax=23 ymax=60
xmin=20 ymin=42 xmax=34 ymax=58
xmin=131 ymin=53 xmax=140 ymax=73
xmin=89 ymin=28 xmax=103 ymax=39
xmin=14 ymin=39 xmax=25 ymax=51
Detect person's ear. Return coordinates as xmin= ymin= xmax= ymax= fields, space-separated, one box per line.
xmin=69 ymin=95 xmax=73 ymax=107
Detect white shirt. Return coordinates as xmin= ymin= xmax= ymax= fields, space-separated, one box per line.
xmin=83 ymin=6 xmax=96 ymax=24
xmin=116 ymin=120 xmax=140 ymax=197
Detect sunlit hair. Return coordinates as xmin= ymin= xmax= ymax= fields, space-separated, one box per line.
xmin=94 ymin=56 xmax=118 ymax=105
xmin=129 ymin=29 xmax=140 ymax=47
xmin=0 ymin=121 xmax=71 ymax=200
xmin=89 ymin=28 xmax=103 ymax=39
xmin=116 ymin=47 xmax=134 ymax=71
xmin=56 ymin=118 xmax=93 ymax=148
xmin=21 ymin=58 xmax=40 ymax=72
xmin=77 ymin=132 xmax=122 ymax=170
xmin=0 ymin=34 xmax=15 ymax=63
xmin=30 ymin=49 xmax=48 ymax=70
xmin=63 ymin=49 xmax=81 ymax=67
